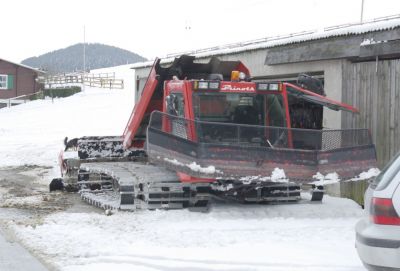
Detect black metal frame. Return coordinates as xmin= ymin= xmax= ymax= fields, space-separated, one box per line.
xmin=146 ymin=111 xmax=377 ymax=181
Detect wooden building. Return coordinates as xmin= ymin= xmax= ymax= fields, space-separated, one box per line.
xmin=132 ymin=15 xmax=400 ymax=167
xmin=0 ymin=58 xmax=45 ymax=99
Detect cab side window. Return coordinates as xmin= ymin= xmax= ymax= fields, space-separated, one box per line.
xmin=167 ymin=93 xmax=184 ymax=117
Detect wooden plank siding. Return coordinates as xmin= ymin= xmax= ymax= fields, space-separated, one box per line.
xmin=340 ymin=180 xmax=370 ymax=206
xmin=342 ymin=59 xmax=400 ymax=167
xmin=0 ymin=60 xmax=43 ymax=99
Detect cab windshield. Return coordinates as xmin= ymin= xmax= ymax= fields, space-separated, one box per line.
xmin=192 ymin=92 xmax=287 ymax=146
xmin=193 ymin=92 xmax=286 ymax=127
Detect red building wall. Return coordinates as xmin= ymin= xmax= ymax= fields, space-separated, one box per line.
xmin=0 ymin=60 xmax=43 ymax=99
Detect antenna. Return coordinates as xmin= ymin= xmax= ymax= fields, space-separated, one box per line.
xmin=83 ymin=25 xmax=86 ymax=92
xmin=360 ymin=0 xmax=365 ymax=23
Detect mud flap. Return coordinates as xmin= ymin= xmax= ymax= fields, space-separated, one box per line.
xmin=49 ymin=178 xmax=64 ymax=192
xmin=311 ymin=185 xmax=325 ymax=201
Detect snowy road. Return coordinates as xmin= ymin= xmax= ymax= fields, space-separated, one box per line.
xmin=0 ymin=165 xmax=367 ymax=271
xmin=8 ymin=195 xmax=366 ymax=271
xmin=0 ymin=226 xmax=47 ymax=271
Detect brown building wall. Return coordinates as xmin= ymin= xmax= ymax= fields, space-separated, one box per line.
xmin=0 ymin=59 xmax=43 ymax=99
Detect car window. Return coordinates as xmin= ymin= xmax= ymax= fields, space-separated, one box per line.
xmin=373 ymin=152 xmax=400 ymax=191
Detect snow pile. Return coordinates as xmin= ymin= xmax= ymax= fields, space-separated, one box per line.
xmin=312 ymin=172 xmax=340 ymax=185
xmin=360 ymin=38 xmax=388 ymax=46
xmin=271 ymin=168 xmax=288 ymax=182
xmin=350 ymin=168 xmax=380 ymax=181
xmin=211 ymin=183 xmax=234 ymax=191
xmin=312 ymin=168 xmax=381 ymax=185
xmin=187 ymin=162 xmax=220 ymax=174
xmin=239 ymin=175 xmax=262 ymax=184
xmin=360 ymin=38 xmax=374 ymax=46
xmin=163 ymin=158 xmax=222 ymax=174
xmin=240 ymin=168 xmax=289 ymax=184
xmin=163 ymin=157 xmax=184 ymax=166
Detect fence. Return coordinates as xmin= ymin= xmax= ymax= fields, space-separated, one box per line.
xmin=342 ymin=59 xmax=400 ymax=167
xmin=44 ymin=74 xmax=82 ymax=85
xmin=43 ymin=72 xmax=124 ymax=89
xmin=0 ymin=91 xmax=43 ymax=108
xmin=83 ymin=74 xmax=124 ymax=89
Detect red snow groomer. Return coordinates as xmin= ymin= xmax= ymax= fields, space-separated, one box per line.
xmin=56 ymin=55 xmax=377 ymax=211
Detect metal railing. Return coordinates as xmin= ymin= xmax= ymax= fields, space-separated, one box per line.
xmin=149 ymin=111 xmax=373 ymax=151
xmin=0 ymin=91 xmax=43 ymax=108
xmin=43 ymin=72 xmax=124 ymax=89
xmin=83 ymin=75 xmax=124 ymax=89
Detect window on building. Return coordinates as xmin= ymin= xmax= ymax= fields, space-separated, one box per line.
xmin=0 ymin=75 xmax=7 ymax=89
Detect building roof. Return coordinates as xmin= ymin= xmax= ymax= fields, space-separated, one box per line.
xmin=0 ymin=58 xmax=46 ymax=74
xmin=131 ymin=14 xmax=400 ymax=70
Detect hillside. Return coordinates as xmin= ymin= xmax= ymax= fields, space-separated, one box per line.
xmin=21 ymin=43 xmax=147 ymax=74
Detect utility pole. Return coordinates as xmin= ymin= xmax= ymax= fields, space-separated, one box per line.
xmin=184 ymin=19 xmax=192 ymax=54
xmin=360 ymin=0 xmax=365 ymax=23
xmin=83 ymin=25 xmax=86 ymax=92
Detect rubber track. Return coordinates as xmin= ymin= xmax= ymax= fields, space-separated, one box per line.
xmin=78 ymin=161 xmax=210 ymax=211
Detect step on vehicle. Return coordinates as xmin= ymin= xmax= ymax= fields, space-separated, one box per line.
xmin=51 ymin=55 xmax=377 ymax=211
xmin=356 ymin=152 xmax=400 ymax=271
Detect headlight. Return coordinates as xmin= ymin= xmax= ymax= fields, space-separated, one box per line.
xmin=193 ymin=80 xmax=220 ymax=90
xmin=256 ymin=82 xmax=281 ymax=91
xmin=209 ymin=82 xmax=220 ymax=90
xmin=198 ymin=81 xmax=209 ymax=89
xmin=269 ymin=83 xmax=280 ymax=91
xmin=256 ymin=83 xmax=269 ymax=91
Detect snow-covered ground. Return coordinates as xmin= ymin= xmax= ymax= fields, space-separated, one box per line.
xmin=0 ymin=87 xmax=134 ymax=170
xmin=0 ymin=85 xmax=367 ymax=270
xmin=11 ymin=196 xmax=364 ymax=271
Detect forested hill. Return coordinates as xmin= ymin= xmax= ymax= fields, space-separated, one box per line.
xmin=21 ymin=43 xmax=147 ymax=74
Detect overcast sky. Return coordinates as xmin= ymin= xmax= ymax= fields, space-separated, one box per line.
xmin=2 ymin=0 xmax=400 ymax=63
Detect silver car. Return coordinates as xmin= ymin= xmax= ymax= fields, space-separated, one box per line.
xmin=356 ymin=153 xmax=400 ymax=270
